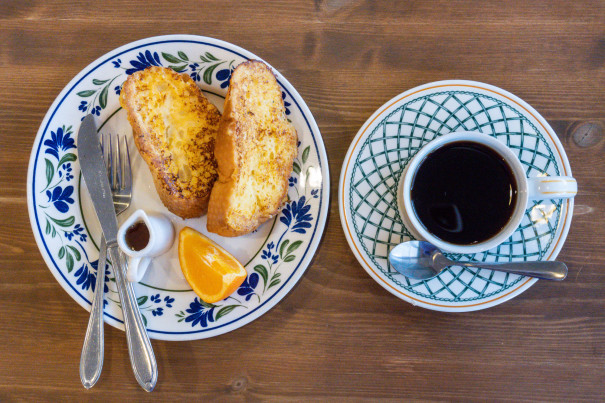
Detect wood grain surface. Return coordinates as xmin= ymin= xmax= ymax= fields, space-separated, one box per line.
xmin=1 ymin=0 xmax=604 ymax=401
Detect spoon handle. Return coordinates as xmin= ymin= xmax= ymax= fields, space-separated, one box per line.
xmin=459 ymin=260 xmax=568 ymax=280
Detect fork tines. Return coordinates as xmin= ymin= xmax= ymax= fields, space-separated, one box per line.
xmin=99 ymin=133 xmax=131 ymax=191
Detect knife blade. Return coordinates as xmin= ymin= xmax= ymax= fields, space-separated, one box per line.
xmin=77 ymin=115 xmax=119 ymax=244
xmin=77 ymin=114 xmax=158 ymax=392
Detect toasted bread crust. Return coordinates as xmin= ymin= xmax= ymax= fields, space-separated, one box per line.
xmin=207 ymin=61 xmax=297 ymax=236
xmin=119 ymin=66 xmax=220 ymax=218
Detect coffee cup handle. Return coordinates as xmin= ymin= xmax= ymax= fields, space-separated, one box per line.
xmin=127 ymin=256 xmax=151 ymax=282
xmin=527 ymin=176 xmax=577 ymax=201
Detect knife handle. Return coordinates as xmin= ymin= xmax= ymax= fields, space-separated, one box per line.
xmin=107 ymin=243 xmax=158 ymax=392
xmin=80 ymin=236 xmax=107 ymax=388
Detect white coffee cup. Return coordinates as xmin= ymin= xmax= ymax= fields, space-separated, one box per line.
xmin=117 ymin=209 xmax=175 ymax=282
xmin=397 ymin=131 xmax=577 ymax=254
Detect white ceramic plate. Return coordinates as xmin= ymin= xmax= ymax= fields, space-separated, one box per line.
xmin=339 ymin=80 xmax=573 ymax=312
xmin=27 ymin=35 xmax=329 ymax=340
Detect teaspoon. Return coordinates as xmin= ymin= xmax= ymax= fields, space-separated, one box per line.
xmin=388 ymin=241 xmax=567 ymax=281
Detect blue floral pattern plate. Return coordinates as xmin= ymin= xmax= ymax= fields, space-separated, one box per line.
xmin=27 ymin=35 xmax=329 ymax=340
xmin=339 ymin=80 xmax=574 ymax=312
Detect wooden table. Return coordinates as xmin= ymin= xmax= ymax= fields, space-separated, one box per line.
xmin=1 ymin=1 xmax=604 ymax=400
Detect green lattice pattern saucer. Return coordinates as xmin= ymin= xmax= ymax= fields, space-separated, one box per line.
xmin=339 ymin=81 xmax=574 ymax=311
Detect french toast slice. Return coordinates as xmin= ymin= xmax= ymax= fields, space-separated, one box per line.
xmin=119 ymin=66 xmax=220 ymax=218
xmin=207 ymin=61 xmax=298 ymax=237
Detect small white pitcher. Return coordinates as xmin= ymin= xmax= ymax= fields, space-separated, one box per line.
xmin=117 ymin=209 xmax=175 ymax=282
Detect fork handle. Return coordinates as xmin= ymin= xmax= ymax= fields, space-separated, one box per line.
xmin=80 ymin=236 xmax=107 ymax=388
xmin=108 ymin=243 xmax=158 ymax=392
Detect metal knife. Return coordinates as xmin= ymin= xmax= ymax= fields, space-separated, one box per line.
xmin=77 ymin=114 xmax=158 ymax=392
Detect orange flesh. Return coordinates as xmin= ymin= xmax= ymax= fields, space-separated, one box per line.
xmin=178 ymin=227 xmax=246 ymax=303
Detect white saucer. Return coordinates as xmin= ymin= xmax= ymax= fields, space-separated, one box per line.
xmin=339 ymin=80 xmax=574 ymax=312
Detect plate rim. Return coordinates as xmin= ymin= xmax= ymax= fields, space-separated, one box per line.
xmin=27 ymin=34 xmax=330 ymax=340
xmin=338 ymin=79 xmax=574 ymax=312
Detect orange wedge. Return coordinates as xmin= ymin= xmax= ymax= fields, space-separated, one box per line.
xmin=178 ymin=227 xmax=247 ymax=303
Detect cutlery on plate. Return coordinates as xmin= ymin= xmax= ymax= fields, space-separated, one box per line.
xmin=78 ymin=115 xmax=157 ymax=392
xmin=388 ymin=240 xmax=568 ymax=281
xmin=80 ymin=133 xmax=133 ymax=388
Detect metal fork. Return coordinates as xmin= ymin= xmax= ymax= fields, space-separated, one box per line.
xmin=80 ymin=134 xmax=132 ymax=388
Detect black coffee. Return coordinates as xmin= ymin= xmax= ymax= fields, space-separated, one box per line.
xmin=410 ymin=141 xmax=517 ymax=245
